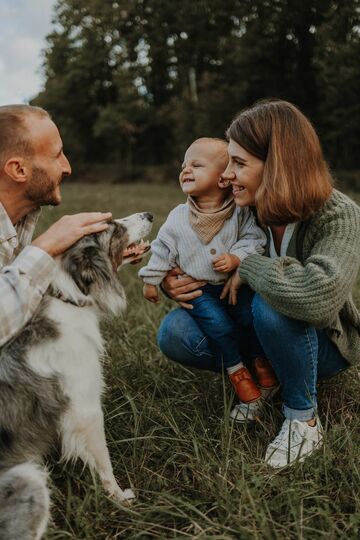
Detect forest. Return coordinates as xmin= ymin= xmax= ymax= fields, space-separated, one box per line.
xmin=32 ymin=0 xmax=360 ymax=180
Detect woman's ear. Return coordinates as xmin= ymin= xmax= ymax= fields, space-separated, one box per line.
xmin=218 ymin=176 xmax=231 ymax=189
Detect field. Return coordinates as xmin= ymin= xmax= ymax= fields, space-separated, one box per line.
xmin=36 ymin=182 xmax=360 ymax=540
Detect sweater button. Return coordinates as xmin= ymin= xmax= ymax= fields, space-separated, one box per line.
xmin=210 ymin=248 xmax=216 ymax=254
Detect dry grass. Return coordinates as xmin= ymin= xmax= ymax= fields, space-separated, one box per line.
xmin=35 ymin=182 xmax=360 ymax=540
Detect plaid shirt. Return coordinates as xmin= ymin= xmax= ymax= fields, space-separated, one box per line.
xmin=0 ymin=202 xmax=55 ymax=347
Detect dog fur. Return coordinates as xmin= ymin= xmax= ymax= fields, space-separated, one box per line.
xmin=0 ymin=212 xmax=153 ymax=540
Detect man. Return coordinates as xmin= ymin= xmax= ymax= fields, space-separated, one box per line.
xmin=0 ymin=104 xmax=112 ymax=347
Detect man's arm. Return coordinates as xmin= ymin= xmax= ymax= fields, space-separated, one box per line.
xmin=0 ymin=246 xmax=55 ymax=347
xmin=0 ymin=212 xmax=112 ymax=347
xmin=32 ymin=212 xmax=112 ymax=256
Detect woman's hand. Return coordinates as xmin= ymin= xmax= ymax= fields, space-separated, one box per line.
xmin=161 ymin=266 xmax=206 ymax=309
xmin=220 ymin=272 xmax=242 ymax=305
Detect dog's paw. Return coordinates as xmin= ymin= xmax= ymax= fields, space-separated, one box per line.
xmin=110 ymin=486 xmax=136 ymax=505
xmin=122 ymin=488 xmax=136 ymax=502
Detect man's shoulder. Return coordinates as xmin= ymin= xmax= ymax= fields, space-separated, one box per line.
xmin=0 ymin=202 xmax=16 ymax=243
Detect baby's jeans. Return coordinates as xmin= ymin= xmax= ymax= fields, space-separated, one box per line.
xmin=187 ymin=283 xmax=263 ymax=369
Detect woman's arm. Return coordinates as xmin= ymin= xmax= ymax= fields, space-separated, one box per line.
xmin=238 ymin=199 xmax=360 ymax=327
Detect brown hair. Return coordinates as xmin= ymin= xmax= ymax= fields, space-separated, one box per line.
xmin=0 ymin=105 xmax=50 ymax=170
xmin=226 ymin=100 xmax=333 ymax=225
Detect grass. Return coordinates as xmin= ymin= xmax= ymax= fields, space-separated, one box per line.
xmin=35 ymin=182 xmax=360 ymax=540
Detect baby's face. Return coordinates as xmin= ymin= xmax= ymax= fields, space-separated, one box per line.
xmin=179 ymin=141 xmax=228 ymax=199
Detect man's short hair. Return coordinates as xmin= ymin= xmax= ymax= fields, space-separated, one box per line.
xmin=0 ymin=105 xmax=50 ymax=169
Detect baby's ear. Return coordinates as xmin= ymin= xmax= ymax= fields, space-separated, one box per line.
xmin=218 ymin=176 xmax=231 ymax=189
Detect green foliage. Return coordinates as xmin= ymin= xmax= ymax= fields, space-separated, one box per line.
xmin=35 ymin=182 xmax=360 ymax=539
xmin=32 ymin=0 xmax=360 ymax=174
xmin=315 ymin=0 xmax=360 ymax=168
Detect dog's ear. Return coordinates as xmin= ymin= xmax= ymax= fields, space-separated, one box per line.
xmin=66 ymin=243 xmax=112 ymax=295
xmin=109 ymin=224 xmax=128 ymax=270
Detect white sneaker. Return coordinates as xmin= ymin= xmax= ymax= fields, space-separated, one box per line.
xmin=229 ymin=385 xmax=279 ymax=423
xmin=229 ymin=400 xmax=262 ymax=422
xmin=265 ymin=418 xmax=323 ymax=468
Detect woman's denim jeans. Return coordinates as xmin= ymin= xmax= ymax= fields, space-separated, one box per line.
xmin=157 ymin=286 xmax=348 ymax=421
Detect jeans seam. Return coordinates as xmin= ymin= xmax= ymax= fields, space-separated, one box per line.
xmin=304 ymin=327 xmax=317 ymax=406
xmin=252 ymin=295 xmax=318 ymax=413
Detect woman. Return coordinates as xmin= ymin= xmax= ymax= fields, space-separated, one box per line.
xmin=157 ymin=100 xmax=360 ymax=468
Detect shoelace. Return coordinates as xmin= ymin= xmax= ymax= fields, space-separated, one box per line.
xmin=270 ymin=420 xmax=306 ymax=449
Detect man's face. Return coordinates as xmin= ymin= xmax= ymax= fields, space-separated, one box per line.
xmin=24 ymin=115 xmax=71 ymax=207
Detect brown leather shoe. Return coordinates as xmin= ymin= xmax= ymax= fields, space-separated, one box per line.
xmin=228 ymin=367 xmax=261 ymax=403
xmin=253 ymin=357 xmax=278 ymax=389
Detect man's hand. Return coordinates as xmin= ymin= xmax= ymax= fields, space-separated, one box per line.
xmin=220 ymin=272 xmax=242 ymax=305
xmin=32 ymin=212 xmax=112 ymax=257
xmin=161 ymin=266 xmax=206 ymax=309
xmin=212 ymin=252 xmax=240 ymax=273
xmin=143 ymin=283 xmax=160 ymax=303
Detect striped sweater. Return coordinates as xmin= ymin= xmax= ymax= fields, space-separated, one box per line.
xmin=139 ymin=203 xmax=266 ymax=285
xmin=239 ymin=190 xmax=360 ymax=365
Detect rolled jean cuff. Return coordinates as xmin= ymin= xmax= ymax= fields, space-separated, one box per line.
xmin=283 ymin=404 xmax=316 ymax=421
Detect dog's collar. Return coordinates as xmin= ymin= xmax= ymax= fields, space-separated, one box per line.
xmin=50 ymin=288 xmax=93 ymax=308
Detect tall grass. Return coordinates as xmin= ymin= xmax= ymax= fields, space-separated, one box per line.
xmin=36 ymin=183 xmax=360 ymax=540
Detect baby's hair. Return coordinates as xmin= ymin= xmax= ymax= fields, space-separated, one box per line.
xmin=190 ymin=137 xmax=229 ymax=168
xmin=192 ymin=136 xmax=227 ymax=145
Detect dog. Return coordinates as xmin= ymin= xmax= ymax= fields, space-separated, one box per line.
xmin=0 ymin=212 xmax=153 ymax=540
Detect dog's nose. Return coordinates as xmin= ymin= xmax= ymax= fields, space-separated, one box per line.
xmin=143 ymin=212 xmax=153 ymax=222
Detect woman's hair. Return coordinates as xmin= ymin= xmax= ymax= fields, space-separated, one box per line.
xmin=226 ymin=99 xmax=333 ymax=225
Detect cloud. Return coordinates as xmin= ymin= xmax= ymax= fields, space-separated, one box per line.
xmin=0 ymin=0 xmax=56 ymax=105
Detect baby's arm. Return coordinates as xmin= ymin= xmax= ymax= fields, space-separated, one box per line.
xmin=230 ymin=207 xmax=267 ymax=261
xmin=213 ymin=209 xmax=266 ymax=274
xmin=212 ymin=252 xmax=240 ymax=273
xmin=139 ymin=218 xmax=178 ymax=303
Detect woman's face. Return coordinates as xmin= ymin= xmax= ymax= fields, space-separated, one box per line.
xmin=221 ymin=139 xmax=264 ymax=207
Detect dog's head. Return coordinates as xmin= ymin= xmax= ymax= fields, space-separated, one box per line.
xmin=52 ymin=212 xmax=153 ymax=314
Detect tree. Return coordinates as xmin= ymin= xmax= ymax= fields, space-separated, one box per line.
xmin=32 ymin=0 xmax=360 ymax=173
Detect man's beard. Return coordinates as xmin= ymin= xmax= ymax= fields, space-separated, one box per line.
xmin=25 ymin=166 xmax=62 ymax=207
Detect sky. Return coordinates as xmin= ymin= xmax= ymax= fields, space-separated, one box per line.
xmin=0 ymin=0 xmax=57 ymax=105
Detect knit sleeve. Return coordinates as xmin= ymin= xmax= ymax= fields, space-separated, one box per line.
xmin=138 ymin=213 xmax=178 ymax=285
xmin=238 ymin=198 xmax=360 ymax=328
xmin=230 ymin=208 xmax=267 ymax=261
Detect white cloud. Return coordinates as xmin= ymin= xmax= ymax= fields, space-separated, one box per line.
xmin=0 ymin=0 xmax=56 ymax=105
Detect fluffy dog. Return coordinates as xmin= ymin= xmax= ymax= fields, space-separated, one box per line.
xmin=0 ymin=212 xmax=153 ymax=540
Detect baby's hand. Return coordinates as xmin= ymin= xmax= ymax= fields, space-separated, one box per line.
xmin=212 ymin=253 xmax=240 ymax=273
xmin=143 ymin=283 xmax=160 ymax=303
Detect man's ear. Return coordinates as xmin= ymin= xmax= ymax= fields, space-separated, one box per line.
xmin=3 ymin=157 xmax=29 ymax=183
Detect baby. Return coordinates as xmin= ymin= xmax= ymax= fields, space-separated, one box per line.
xmin=139 ymin=137 xmax=277 ymax=404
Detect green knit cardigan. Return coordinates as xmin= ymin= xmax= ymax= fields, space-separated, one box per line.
xmin=239 ymin=189 xmax=360 ymax=365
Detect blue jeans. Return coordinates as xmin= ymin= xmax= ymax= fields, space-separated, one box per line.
xmin=157 ymin=286 xmax=348 ymax=421
xmin=187 ymin=284 xmax=264 ymax=368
